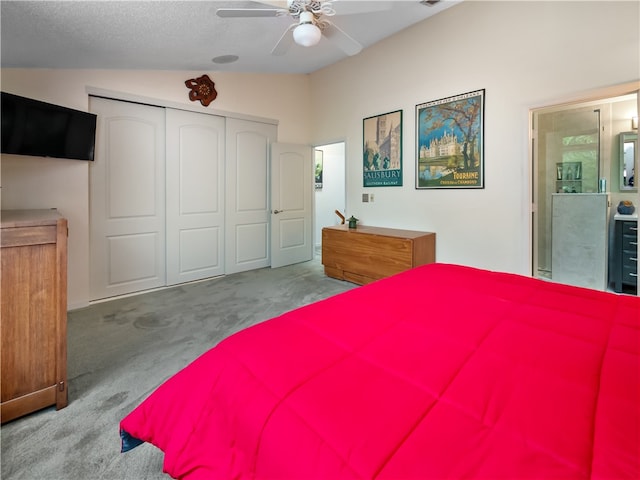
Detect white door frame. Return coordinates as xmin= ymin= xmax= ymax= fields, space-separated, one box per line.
xmin=529 ymin=82 xmax=640 ymax=292
xmin=313 ymin=141 xmax=347 ymax=255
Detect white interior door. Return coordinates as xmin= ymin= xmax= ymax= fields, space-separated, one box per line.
xmin=225 ymin=118 xmax=277 ymax=274
xmin=89 ymin=97 xmax=166 ymax=300
xmin=270 ymin=143 xmax=313 ymax=268
xmin=166 ymin=109 xmax=225 ymax=285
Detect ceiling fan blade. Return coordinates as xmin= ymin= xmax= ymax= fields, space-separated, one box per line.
xmin=271 ymin=24 xmax=296 ymax=56
xmin=329 ymin=0 xmax=396 ymax=15
xmin=257 ymin=0 xmax=289 ymax=8
xmin=216 ymin=8 xmax=284 ymax=18
xmin=322 ymin=22 xmax=362 ymax=56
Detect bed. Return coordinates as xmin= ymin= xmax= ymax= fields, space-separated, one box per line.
xmin=120 ymin=263 xmax=640 ymax=479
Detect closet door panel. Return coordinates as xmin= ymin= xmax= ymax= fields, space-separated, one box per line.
xmin=91 ymin=97 xmax=275 ymax=298
xmin=89 ymin=97 xmax=166 ymax=300
xmin=225 ymin=118 xmax=276 ymax=274
xmin=166 ymin=109 xmax=225 ymax=285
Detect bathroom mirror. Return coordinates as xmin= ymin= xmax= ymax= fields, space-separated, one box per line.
xmin=620 ymin=131 xmax=637 ymax=191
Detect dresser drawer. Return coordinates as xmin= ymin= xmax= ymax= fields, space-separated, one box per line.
xmin=622 ymin=264 xmax=638 ymax=285
xmin=623 ymin=235 xmax=638 ymax=252
xmin=622 ymin=250 xmax=638 ymax=266
xmin=622 ymin=221 xmax=638 ymax=236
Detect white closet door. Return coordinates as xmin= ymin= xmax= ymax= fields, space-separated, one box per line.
xmin=225 ymin=118 xmax=277 ymax=274
xmin=89 ymin=97 xmax=166 ymax=300
xmin=270 ymin=142 xmax=313 ymax=268
xmin=166 ymin=109 xmax=225 ymax=285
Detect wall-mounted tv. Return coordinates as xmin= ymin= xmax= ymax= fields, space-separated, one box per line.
xmin=1 ymin=91 xmax=97 ymax=161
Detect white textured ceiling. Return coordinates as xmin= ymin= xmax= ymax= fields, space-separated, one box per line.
xmin=1 ymin=0 xmax=459 ymax=74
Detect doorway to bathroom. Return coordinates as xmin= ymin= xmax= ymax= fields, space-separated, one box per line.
xmin=531 ymin=89 xmax=638 ymax=291
xmin=314 ymin=141 xmax=346 ymax=258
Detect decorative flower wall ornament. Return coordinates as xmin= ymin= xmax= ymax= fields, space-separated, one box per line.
xmin=185 ymin=74 xmax=217 ymax=106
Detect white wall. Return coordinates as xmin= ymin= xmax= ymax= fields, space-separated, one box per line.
xmin=1 ymin=70 xmax=311 ymax=308
xmin=314 ymin=142 xmax=346 ymax=247
xmin=309 ymin=0 xmax=640 ymax=275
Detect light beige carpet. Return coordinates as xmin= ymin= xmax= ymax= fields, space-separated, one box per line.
xmin=1 ymin=257 xmax=355 ymax=480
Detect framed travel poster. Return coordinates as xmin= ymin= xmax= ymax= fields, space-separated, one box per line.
xmin=363 ymin=110 xmax=403 ymax=187
xmin=416 ymin=89 xmax=485 ymax=189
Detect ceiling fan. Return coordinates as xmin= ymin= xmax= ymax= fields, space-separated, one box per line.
xmin=216 ymin=0 xmax=373 ymax=56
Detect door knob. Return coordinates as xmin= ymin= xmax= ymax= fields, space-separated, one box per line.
xmin=273 ymin=209 xmax=282 ymax=214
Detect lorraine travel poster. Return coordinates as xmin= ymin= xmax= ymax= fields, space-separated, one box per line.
xmin=416 ymin=89 xmax=484 ymax=189
xmin=363 ymin=110 xmax=403 ymax=187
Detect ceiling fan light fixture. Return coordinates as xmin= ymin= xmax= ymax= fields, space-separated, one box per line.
xmin=293 ymin=23 xmax=321 ymax=46
xmin=293 ymin=11 xmax=321 ymax=47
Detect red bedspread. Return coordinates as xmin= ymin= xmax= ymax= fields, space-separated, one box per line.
xmin=120 ymin=263 xmax=640 ymax=479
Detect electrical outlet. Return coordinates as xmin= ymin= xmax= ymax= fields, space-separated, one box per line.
xmin=362 ymin=193 xmax=369 ymax=202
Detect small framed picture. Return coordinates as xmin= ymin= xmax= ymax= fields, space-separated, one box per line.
xmin=315 ymin=149 xmax=323 ymax=189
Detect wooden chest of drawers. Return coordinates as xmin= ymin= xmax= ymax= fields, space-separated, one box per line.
xmin=613 ymin=215 xmax=638 ymax=293
xmin=1 ymin=209 xmax=68 ymax=423
xmin=322 ymin=225 xmax=436 ymax=285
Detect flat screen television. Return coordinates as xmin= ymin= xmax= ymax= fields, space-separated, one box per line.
xmin=1 ymin=91 xmax=97 ymax=161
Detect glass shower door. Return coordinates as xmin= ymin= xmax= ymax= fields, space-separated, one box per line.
xmin=533 ymin=106 xmax=600 ymax=279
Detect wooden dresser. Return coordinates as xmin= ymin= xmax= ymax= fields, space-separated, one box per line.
xmin=1 ymin=209 xmax=68 ymax=423
xmin=322 ymin=225 xmax=436 ymax=285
